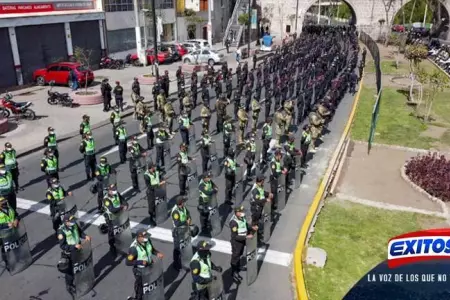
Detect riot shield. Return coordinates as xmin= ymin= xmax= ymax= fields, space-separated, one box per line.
xmin=173 ymin=226 xmax=193 ymax=269
xmin=188 ymin=125 xmax=196 ymax=155
xmin=234 ymin=165 xmax=244 ymax=204
xmin=187 ymin=160 xmax=199 ymax=202
xmin=0 ymin=222 xmax=32 ymax=275
xmin=55 ymin=195 xmax=78 ymax=220
xmin=294 ymin=154 xmax=302 ymax=189
xmin=208 ymin=193 xmax=221 ymax=237
xmin=163 ymin=141 xmax=171 ymax=168
xmin=110 ymin=209 xmax=133 ymax=254
xmin=208 ymin=270 xmax=224 ymax=300
xmin=141 ymin=257 xmax=164 ymax=300
xmin=276 ymin=173 xmax=286 ymax=211
xmin=262 ymin=200 xmax=272 ymax=243
xmin=246 ymin=233 xmax=258 ymax=285
xmin=209 ymin=142 xmax=220 ymax=177
xmin=154 ymin=186 xmax=168 ymax=224
xmin=73 ymin=240 xmax=95 ymax=298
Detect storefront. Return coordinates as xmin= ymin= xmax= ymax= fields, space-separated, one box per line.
xmin=0 ymin=0 xmax=106 ymax=88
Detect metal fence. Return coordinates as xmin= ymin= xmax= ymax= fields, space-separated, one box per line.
xmin=359 ymin=31 xmax=382 ymax=153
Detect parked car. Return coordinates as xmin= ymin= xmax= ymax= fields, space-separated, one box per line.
xmin=33 ymin=62 xmax=94 ymax=87
xmin=162 ymin=42 xmax=188 ymax=59
xmin=182 ymin=42 xmax=201 ymax=53
xmin=130 ymin=49 xmax=169 ymax=65
xmin=183 ymin=49 xmax=224 ymax=66
xmin=185 ymin=39 xmax=212 ymax=50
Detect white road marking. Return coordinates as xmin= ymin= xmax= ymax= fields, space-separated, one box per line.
xmin=16 ymin=197 xmax=292 ymax=268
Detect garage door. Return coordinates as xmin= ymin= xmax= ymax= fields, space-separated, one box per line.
xmin=0 ymin=28 xmax=17 ymax=90
xmin=16 ymin=24 xmax=67 ymax=84
xmin=71 ymin=21 xmax=101 ymax=68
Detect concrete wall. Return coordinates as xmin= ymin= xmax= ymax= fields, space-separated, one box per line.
xmin=105 ymin=8 xmax=176 ymax=31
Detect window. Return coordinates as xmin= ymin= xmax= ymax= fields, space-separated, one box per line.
xmin=104 ymin=0 xmax=134 ymax=12
xmin=59 ymin=66 xmax=71 ymax=72
xmin=200 ymin=0 xmax=207 ymax=11
xmin=48 ymin=66 xmax=60 ymax=71
xmin=159 ymin=0 xmax=174 ymax=9
xmin=192 ymin=50 xmax=200 ymax=55
xmin=202 ymin=50 xmax=209 ymax=55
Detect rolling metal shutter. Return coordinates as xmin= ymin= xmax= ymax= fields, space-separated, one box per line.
xmin=16 ymin=23 xmax=67 ymax=84
xmin=0 ymin=28 xmax=17 ymax=90
xmin=71 ymin=20 xmax=101 ymax=68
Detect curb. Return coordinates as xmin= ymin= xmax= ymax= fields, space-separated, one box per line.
xmin=70 ymin=90 xmax=103 ymax=105
xmin=400 ymin=162 xmax=450 ymax=222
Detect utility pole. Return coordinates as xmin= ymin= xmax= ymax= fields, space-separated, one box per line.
xmin=422 ymin=2 xmax=428 ymax=28
xmin=133 ymin=0 xmax=145 ymax=65
xmin=247 ymin=0 xmax=251 ymax=55
xmin=207 ymin=0 xmax=212 ymax=47
xmin=294 ymin=0 xmax=299 ymax=32
xmin=317 ymin=0 xmax=321 ymax=24
xmin=151 ymin=0 xmax=159 ymax=81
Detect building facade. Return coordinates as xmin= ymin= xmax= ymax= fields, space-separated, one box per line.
xmin=0 ymin=0 xmax=106 ymax=88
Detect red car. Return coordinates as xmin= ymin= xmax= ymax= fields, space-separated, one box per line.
xmin=130 ymin=49 xmax=169 ymax=65
xmin=33 ymin=62 xmax=94 ymax=87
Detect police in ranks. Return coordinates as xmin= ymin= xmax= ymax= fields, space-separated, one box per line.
xmin=190 ymin=240 xmax=222 ymax=299
xmin=79 ymin=114 xmax=91 ymax=136
xmin=103 ymin=184 xmax=128 ymax=256
xmin=300 ymin=125 xmax=312 ymax=167
xmin=0 ymin=142 xmax=19 ymax=192
xmin=155 ymin=125 xmax=172 ymax=170
xmin=215 ymin=95 xmax=228 ymax=134
xmin=143 ymin=163 xmax=166 ymax=227
xmin=223 ymin=115 xmax=234 ymax=157
xmin=115 ymin=121 xmax=128 ymax=164
xmin=43 ymin=127 xmax=59 ymax=162
xmin=171 ymin=196 xmax=191 ymax=270
xmin=110 ymin=106 xmax=122 ymax=144
xmin=200 ymin=130 xmax=213 ymax=174
xmin=261 ymin=118 xmax=273 ymax=165
xmin=57 ymin=214 xmax=91 ymax=296
xmin=237 ymin=104 xmax=248 ymax=145
xmin=94 ymin=156 xmax=113 ymax=212
xmin=79 ymin=132 xmax=97 ymax=180
xmin=200 ymin=103 xmax=211 ymax=132
xmin=163 ymin=99 xmax=176 ymax=134
xmin=250 ymin=175 xmax=272 ymax=226
xmin=41 ymin=148 xmax=59 ymax=188
xmin=244 ymin=133 xmax=257 ymax=179
xmin=46 ymin=178 xmax=72 ymax=233
xmin=198 ymin=171 xmax=218 ymax=233
xmin=142 ymin=111 xmax=155 ymax=150
xmin=269 ymin=149 xmax=288 ymax=211
xmin=126 ymin=229 xmax=164 ymax=300
xmin=176 ymin=143 xmax=192 ymax=196
xmin=178 ymin=110 xmax=193 ymax=146
xmin=0 ymin=196 xmax=19 ymax=271
xmin=223 ymin=149 xmax=238 ymax=205
xmin=250 ymin=95 xmax=261 ymax=132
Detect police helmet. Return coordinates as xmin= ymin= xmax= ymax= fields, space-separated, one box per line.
xmin=202 ymin=129 xmax=209 ymax=135
xmin=197 ymin=240 xmax=212 ymax=250
xmin=4 ymin=142 xmax=12 ymax=150
xmin=46 ymin=148 xmax=54 ymax=156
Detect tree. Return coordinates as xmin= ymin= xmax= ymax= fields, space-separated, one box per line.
xmin=404 ymin=44 xmax=428 ymax=73
xmin=238 ymin=13 xmax=250 ymax=44
xmin=73 ymin=47 xmax=93 ymax=94
xmin=416 ymin=67 xmax=449 ymax=121
xmin=184 ymin=9 xmax=206 ymax=39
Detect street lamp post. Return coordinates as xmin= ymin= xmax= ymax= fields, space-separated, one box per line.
xmin=207 ymin=0 xmax=213 ymax=47
xmin=133 ymin=0 xmax=145 ymax=65
xmin=247 ymin=0 xmax=251 ymax=55
xmin=151 ymin=0 xmax=160 ymax=81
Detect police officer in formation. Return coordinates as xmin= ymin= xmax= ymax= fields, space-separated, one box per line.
xmin=41 ymin=148 xmax=59 ymax=187
xmin=115 ymin=121 xmax=128 ymax=164
xmin=190 ymin=240 xmax=222 ymax=300
xmin=128 ymin=137 xmax=146 ymax=191
xmin=79 ymin=132 xmax=96 ymax=180
xmin=215 ymin=96 xmax=228 ymax=134
xmin=301 ymin=125 xmax=312 ymax=167
xmin=57 ymin=214 xmax=91 ymax=296
xmin=198 ymin=171 xmax=218 ymax=233
xmin=250 ymin=175 xmax=272 ymax=228
xmin=0 ymin=142 xmax=19 ymax=192
xmin=244 ymin=133 xmax=257 ymax=178
xmin=79 ymin=114 xmax=91 ymax=136
xmin=200 ymin=103 xmax=211 ymax=132
xmin=222 ymin=116 xmax=234 ymax=157
xmin=171 ymin=195 xmax=191 ymax=270
xmin=126 ymin=230 xmax=164 ymax=300
xmin=143 ymin=163 xmax=166 ymax=227
xmin=155 ymin=126 xmax=171 ymax=170
xmin=110 ymin=106 xmax=122 ymax=144
xmin=223 ymin=149 xmax=238 ymax=205
xmin=261 ymin=118 xmax=273 ymax=165
xmin=46 ymin=178 xmax=72 ymax=234
xmin=270 ymin=150 xmax=287 ymax=211
xmin=103 ymin=184 xmax=128 ymax=256
xmin=179 ymin=110 xmax=193 ymax=146
xmin=229 ymin=205 xmax=256 ymax=283
xmin=0 ymin=196 xmax=19 ymax=270
xmin=43 ymin=126 xmax=59 ymax=162
xmin=177 ymin=143 xmax=192 ymax=196
xmin=200 ymin=130 xmax=213 ymax=174
xmin=94 ymin=156 xmax=113 ymax=212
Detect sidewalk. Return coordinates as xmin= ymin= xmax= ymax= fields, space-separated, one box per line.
xmin=336 ymin=141 xmax=443 ymax=212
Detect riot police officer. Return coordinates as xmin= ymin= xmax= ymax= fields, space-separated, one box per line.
xmin=182 ymin=91 xmax=194 ymax=119
xmin=229 ymin=205 xmax=256 ymax=283
xmin=143 ymin=111 xmax=155 ymax=149
xmin=244 ymin=82 xmax=252 ymax=111
xmin=57 ymin=214 xmax=91 ymax=296
xmin=261 ymin=118 xmax=273 ymax=165
xmin=43 ymin=127 xmax=59 ymax=162
xmin=301 ymin=125 xmax=312 ymax=167
xmin=155 ymin=126 xmax=171 ymax=169
xmin=0 ymin=142 xmax=19 ymax=192
xmin=215 ymin=96 xmax=228 ymax=134
xmin=226 ymin=76 xmax=233 ymax=100
xmin=103 ymin=184 xmax=128 ymax=256
xmin=251 ymin=96 xmax=261 ymax=132
xmin=190 ymin=240 xmax=222 ymax=299
xmin=171 ymin=196 xmax=191 ymax=270
xmin=41 ymin=148 xmax=59 ymax=187
xmin=250 ymin=175 xmax=272 ymax=236
xmin=274 ymin=106 xmax=286 ymax=146
xmin=223 ymin=115 xmax=234 ymax=157
xmin=143 ymin=163 xmax=166 ymax=227
xmin=244 ymin=133 xmax=257 ymax=179
xmin=152 ymin=82 xmax=160 ymax=111
xmin=200 ymin=103 xmax=211 ymax=132
xmin=0 ymin=163 xmax=15 ymax=211
xmin=178 ymin=110 xmax=193 ymax=146
xmin=233 ymin=91 xmax=241 ymax=119
xmin=270 ymin=150 xmax=288 ymax=211
xmin=114 ymin=121 xmax=127 ymax=164
xmin=177 ymin=143 xmax=192 ymax=196
xmin=79 ymin=114 xmax=91 ymax=136
xmin=79 ymin=132 xmax=96 ymax=180
xmin=129 ymin=137 xmax=146 ymax=191
xmin=126 ymin=230 xmax=164 ymax=300
xmin=201 ymin=84 xmax=210 ymax=108
xmin=157 ymin=89 xmax=166 ymax=117
xmin=163 ymin=100 xmax=176 ymax=134
xmin=94 ymin=156 xmax=113 ymax=212
xmin=46 ymin=178 xmax=72 ymax=233
xmin=110 ymin=106 xmax=122 ymax=144
xmin=224 ymin=149 xmax=238 ymax=205
xmin=198 ymin=171 xmax=218 ymax=233
xmin=200 ymin=130 xmax=213 ymax=174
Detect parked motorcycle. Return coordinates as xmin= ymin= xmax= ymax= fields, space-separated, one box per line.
xmin=100 ymin=56 xmax=124 ymax=69
xmin=47 ymin=81 xmax=73 ymax=107
xmin=0 ymin=93 xmax=36 ymax=120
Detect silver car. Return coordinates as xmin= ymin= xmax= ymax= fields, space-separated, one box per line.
xmin=183 ymin=49 xmax=224 ymax=66
xmin=182 ymin=42 xmax=200 ymax=53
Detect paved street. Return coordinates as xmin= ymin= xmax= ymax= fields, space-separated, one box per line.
xmin=0 ymin=50 xmax=357 ymax=299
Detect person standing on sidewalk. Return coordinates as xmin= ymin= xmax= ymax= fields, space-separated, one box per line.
xmin=225 ymin=38 xmax=231 ymax=54
xmin=69 ymin=69 xmax=78 ymax=91
xmin=113 ymin=81 xmax=124 ymax=112
xmin=235 ymin=47 xmax=242 ymax=64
